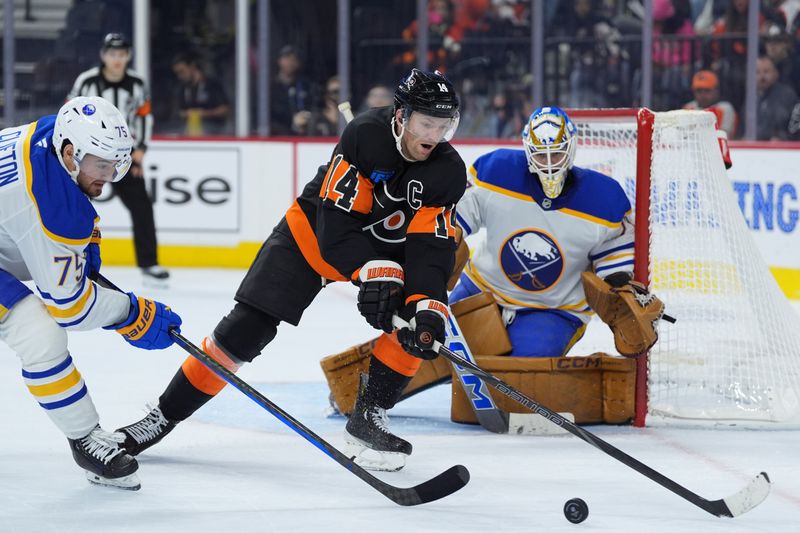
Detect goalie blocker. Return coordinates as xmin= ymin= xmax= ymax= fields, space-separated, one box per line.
xmin=322 ymin=291 xmax=636 ymax=425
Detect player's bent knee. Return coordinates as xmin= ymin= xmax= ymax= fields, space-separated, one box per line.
xmin=213 ymin=301 xmax=279 ymax=362
xmin=2 ymin=295 xmax=68 ymax=367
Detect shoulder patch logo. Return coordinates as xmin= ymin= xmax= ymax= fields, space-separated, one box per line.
xmin=369 ymin=169 xmax=395 ymax=183
xmin=500 ymin=229 xmax=564 ymax=292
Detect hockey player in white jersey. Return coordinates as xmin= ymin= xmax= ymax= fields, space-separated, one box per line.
xmin=452 ymin=106 xmax=639 ymax=356
xmin=0 ymin=96 xmax=183 ymax=490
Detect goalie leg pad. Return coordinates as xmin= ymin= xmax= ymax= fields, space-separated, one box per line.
xmin=446 ymin=227 xmax=470 ymax=291
xmin=321 ymin=336 xmax=450 ymax=415
xmin=451 ymin=354 xmax=636 ymax=425
xmin=450 ymin=290 xmax=512 ymax=356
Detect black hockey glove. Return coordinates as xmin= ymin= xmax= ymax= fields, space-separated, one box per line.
xmin=396 ymin=299 xmax=447 ymax=360
xmin=356 ymin=260 xmax=404 ymax=333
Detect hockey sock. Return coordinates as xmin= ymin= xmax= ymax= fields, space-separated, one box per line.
xmin=23 ymin=354 xmax=100 ymax=439
xmin=364 ymin=356 xmax=413 ymax=410
xmin=159 ymin=336 xmax=242 ymax=422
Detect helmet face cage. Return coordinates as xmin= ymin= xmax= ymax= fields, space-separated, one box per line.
xmin=394 ymin=68 xmax=460 ymax=144
xmin=54 ymin=96 xmax=134 ymax=183
xmin=522 ymin=106 xmax=577 ymax=199
xmin=398 ymin=106 xmax=460 ymax=143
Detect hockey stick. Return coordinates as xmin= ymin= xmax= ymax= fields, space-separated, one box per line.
xmin=393 ymin=315 xmax=771 ymax=518
xmin=445 ymin=310 xmax=508 ymax=433
xmin=94 ymin=273 xmax=469 ymax=506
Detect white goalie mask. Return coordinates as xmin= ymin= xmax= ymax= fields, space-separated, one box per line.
xmin=522 ymin=106 xmax=577 ymax=199
xmin=53 ymin=96 xmax=134 ymax=183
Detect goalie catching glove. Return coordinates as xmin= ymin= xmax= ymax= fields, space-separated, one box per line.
xmin=581 ymin=271 xmax=665 ymax=357
xmin=396 ymin=299 xmax=447 ymax=360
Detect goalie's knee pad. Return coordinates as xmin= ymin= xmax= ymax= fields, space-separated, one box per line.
xmin=0 ymin=295 xmax=68 ymax=367
xmin=213 ymin=301 xmax=279 ymax=363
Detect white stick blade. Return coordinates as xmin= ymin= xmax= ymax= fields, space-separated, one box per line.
xmin=722 ymin=472 xmax=771 ymax=517
xmin=507 ymin=412 xmax=575 ymax=436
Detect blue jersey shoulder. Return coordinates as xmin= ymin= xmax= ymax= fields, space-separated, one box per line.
xmin=471 ymin=149 xmax=530 ymax=197
xmin=564 ymin=166 xmax=631 ymax=223
xmin=28 ymin=116 xmax=97 ymax=242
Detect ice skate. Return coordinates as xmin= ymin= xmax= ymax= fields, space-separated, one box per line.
xmin=117 ymin=403 xmax=177 ymax=456
xmin=141 ymin=265 xmax=170 ymax=289
xmin=344 ymin=384 xmax=411 ymax=472
xmin=69 ymin=426 xmax=140 ymax=491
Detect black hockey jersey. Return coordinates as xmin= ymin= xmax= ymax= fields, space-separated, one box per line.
xmin=285 ymin=106 xmax=466 ymax=303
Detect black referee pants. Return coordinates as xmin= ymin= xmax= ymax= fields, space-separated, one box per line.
xmin=112 ymin=175 xmax=158 ymax=268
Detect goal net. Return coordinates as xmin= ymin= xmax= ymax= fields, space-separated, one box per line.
xmin=571 ymin=108 xmax=800 ymax=427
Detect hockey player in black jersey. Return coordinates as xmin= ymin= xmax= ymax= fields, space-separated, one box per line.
xmin=117 ymin=68 xmax=465 ymax=471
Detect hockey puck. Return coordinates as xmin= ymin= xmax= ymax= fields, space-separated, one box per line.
xmin=563 ymin=498 xmax=588 ymax=524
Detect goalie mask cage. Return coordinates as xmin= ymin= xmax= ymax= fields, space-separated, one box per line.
xmin=570 ymin=108 xmax=800 ymax=427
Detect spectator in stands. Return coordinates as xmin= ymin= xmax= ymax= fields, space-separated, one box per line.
xmin=295 ymin=76 xmax=341 ymax=137
xmin=363 ymin=85 xmax=394 ymax=110
xmin=712 ymin=0 xmax=765 ymax=109
xmin=554 ymin=0 xmax=622 ymax=108
xmin=651 ymin=0 xmax=696 ymax=110
xmin=171 ymin=52 xmax=231 ymax=136
xmin=683 ymin=69 xmax=739 ymax=137
xmin=481 ymin=92 xmax=522 ymax=139
xmin=763 ymin=24 xmax=800 ymax=89
xmin=756 ymin=55 xmax=798 ymax=140
xmin=270 ymin=45 xmax=315 ymax=136
xmin=398 ymin=0 xmax=464 ymax=73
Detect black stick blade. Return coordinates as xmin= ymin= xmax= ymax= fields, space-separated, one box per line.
xmin=385 ymin=464 xmax=470 ymax=506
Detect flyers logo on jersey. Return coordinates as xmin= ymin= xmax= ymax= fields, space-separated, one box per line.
xmin=500 ymin=229 xmax=564 ymax=292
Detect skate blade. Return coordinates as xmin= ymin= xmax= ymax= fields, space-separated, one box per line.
xmin=85 ymin=471 xmax=141 ymax=491
xmin=343 ymin=438 xmax=407 ymax=472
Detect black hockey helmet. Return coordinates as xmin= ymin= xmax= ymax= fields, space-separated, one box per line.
xmin=101 ymin=32 xmax=131 ymax=51
xmin=394 ymin=68 xmax=459 ymax=119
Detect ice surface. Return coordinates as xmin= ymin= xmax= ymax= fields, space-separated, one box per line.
xmin=1 ymin=267 xmax=797 ymax=532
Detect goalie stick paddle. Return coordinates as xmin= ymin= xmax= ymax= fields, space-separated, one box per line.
xmin=444 ymin=309 xmax=508 ymax=433
xmin=93 ymin=273 xmax=469 ymax=506
xmin=393 ymin=316 xmax=771 ymax=518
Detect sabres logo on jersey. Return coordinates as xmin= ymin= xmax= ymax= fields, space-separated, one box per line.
xmin=500 ymin=229 xmax=563 ymax=292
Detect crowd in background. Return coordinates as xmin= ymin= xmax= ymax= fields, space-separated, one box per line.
xmin=6 ymin=0 xmax=800 ymax=140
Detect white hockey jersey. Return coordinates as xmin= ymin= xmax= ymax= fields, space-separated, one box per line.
xmin=0 ymin=117 xmax=129 ymax=329
xmin=456 ymin=149 xmax=634 ymax=323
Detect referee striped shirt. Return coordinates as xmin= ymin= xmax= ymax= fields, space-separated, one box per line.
xmin=67 ymin=66 xmax=153 ymax=151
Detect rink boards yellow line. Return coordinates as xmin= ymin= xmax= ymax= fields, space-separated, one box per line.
xmin=100 ymin=238 xmax=800 ymax=300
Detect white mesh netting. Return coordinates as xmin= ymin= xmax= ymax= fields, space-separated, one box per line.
xmin=573 ymin=109 xmax=800 ymax=426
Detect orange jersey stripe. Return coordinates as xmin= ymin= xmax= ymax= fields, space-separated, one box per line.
xmin=372 ymin=332 xmax=422 ymax=377
xmin=285 ymin=201 xmax=347 ymax=282
xmin=407 ymin=206 xmax=456 ymax=237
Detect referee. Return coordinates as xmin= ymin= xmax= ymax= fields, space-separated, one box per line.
xmin=68 ymin=33 xmax=169 ymax=285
